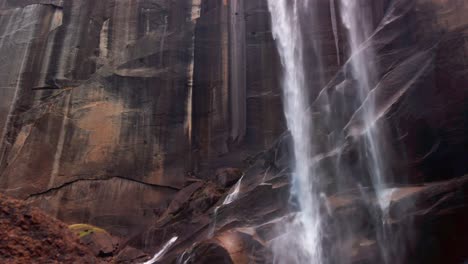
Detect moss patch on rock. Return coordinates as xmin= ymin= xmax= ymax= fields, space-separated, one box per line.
xmin=69 ymin=223 xmax=109 ymax=238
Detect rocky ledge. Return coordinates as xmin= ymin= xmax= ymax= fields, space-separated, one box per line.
xmin=1 ymin=141 xmax=467 ymax=264
xmin=104 ymin=132 xmax=467 ymax=264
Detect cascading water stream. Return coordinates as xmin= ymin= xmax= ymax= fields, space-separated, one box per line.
xmin=268 ymin=0 xmax=397 ymax=263
xmin=339 ymin=1 xmax=395 ymax=262
xmin=267 ymin=0 xmax=322 ymax=263
xmin=339 ymin=0 xmax=387 ymax=198
xmin=209 ymin=174 xmax=244 ymax=238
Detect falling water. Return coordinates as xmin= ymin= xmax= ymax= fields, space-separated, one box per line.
xmin=210 ymin=175 xmax=244 ymax=238
xmin=159 ymin=15 xmax=168 ymax=67
xmin=267 ymin=0 xmax=322 ymax=263
xmin=143 ymin=236 xmax=178 ymax=264
xmin=329 ymin=0 xmax=341 ymax=65
xmin=340 ymin=1 xmax=395 ymax=262
xmin=209 ymin=206 xmax=220 ymax=238
xmin=339 ymin=0 xmax=388 ymax=200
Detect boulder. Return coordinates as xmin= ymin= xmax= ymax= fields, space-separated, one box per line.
xmin=69 ymin=224 xmax=119 ymax=257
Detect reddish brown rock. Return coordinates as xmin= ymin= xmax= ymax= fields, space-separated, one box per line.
xmin=115 ymin=246 xmax=149 ymax=264
xmin=215 ymin=168 xmax=243 ymax=188
xmin=69 ymin=224 xmax=120 ymax=257
xmin=0 ymin=193 xmax=98 ymax=263
xmin=0 ymin=0 xmax=465 ymax=263
xmin=179 ymin=242 xmax=234 ymax=264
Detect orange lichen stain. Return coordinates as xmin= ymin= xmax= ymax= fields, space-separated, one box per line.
xmin=215 ymin=231 xmax=249 ymax=264
xmin=73 ymin=100 xmax=124 ymax=163
xmin=7 ymin=124 xmax=32 ymax=163
xmin=389 ymin=186 xmax=425 ymax=202
xmin=148 ymin=153 xmax=165 ymax=184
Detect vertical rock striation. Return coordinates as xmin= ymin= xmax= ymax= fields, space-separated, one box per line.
xmin=0 ymin=0 xmax=466 ymax=260
xmin=0 ymin=0 xmax=197 ymax=236
xmin=0 ymin=0 xmax=288 ymax=239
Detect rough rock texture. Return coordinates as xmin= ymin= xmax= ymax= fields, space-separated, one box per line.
xmin=178 ymin=242 xmax=234 ymax=264
xmin=0 ymin=0 xmax=466 ymax=263
xmin=138 ymin=135 xmax=468 ymax=264
xmin=132 ymin=0 xmax=468 ymax=263
xmin=0 ymin=0 xmax=198 ymax=238
xmin=70 ymin=223 xmax=121 ymax=257
xmin=0 ymin=193 xmax=98 ymax=263
xmin=0 ymin=0 xmax=286 ymax=239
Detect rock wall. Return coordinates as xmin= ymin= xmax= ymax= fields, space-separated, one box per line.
xmin=0 ymin=0 xmax=287 ymax=238
xmin=138 ymin=0 xmax=468 ymax=263
xmin=191 ymin=0 xmax=286 ymax=174
xmin=0 ymin=0 xmax=466 ymax=260
xmin=0 ymin=0 xmax=197 ymax=236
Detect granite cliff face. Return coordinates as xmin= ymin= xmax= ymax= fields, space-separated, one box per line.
xmin=0 ymin=0 xmax=467 ymax=263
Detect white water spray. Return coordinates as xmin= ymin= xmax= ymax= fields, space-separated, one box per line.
xmin=267 ymin=0 xmax=322 ymax=263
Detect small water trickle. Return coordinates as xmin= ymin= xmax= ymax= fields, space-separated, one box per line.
xmin=209 ymin=206 xmax=220 ymax=238
xmin=329 ymin=0 xmax=341 ymax=65
xmin=209 ymin=175 xmax=244 ymax=239
xmin=142 ymin=236 xmax=178 ymax=264
xmin=223 ymin=175 xmax=243 ymax=205
xmin=159 ymin=15 xmax=168 ymax=67
xmin=339 ymin=0 xmax=398 ymax=262
xmin=176 ymin=249 xmax=192 ymax=264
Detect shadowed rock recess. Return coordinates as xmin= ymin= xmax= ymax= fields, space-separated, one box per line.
xmin=0 ymin=0 xmax=466 ymax=263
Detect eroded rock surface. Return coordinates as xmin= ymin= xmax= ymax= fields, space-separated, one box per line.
xmin=0 ymin=0 xmax=466 ymax=263
xmin=0 ymin=193 xmax=98 ymax=263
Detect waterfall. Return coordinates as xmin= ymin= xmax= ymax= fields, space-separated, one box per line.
xmin=340 ymin=0 xmax=395 ymax=262
xmin=267 ymin=0 xmax=396 ymax=263
xmin=339 ymin=0 xmax=387 ymax=197
xmin=267 ymin=0 xmax=322 ymax=263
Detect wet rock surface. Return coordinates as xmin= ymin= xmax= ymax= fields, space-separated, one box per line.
xmin=0 ymin=0 xmax=466 ymax=263
xmin=144 ymin=137 xmax=468 ymax=263
xmin=178 ymin=242 xmax=234 ymax=264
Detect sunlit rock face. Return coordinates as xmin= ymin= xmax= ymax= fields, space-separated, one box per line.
xmin=0 ymin=0 xmax=467 ymax=263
